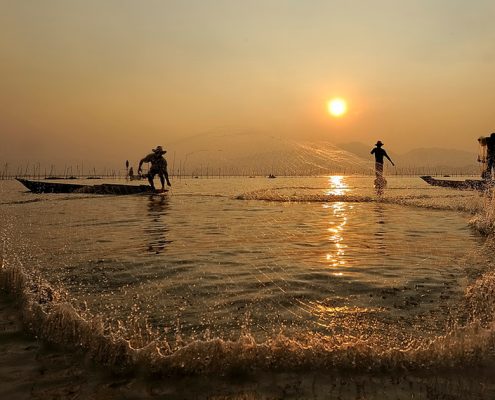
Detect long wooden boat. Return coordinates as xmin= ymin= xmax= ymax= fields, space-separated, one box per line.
xmin=420 ymin=175 xmax=492 ymax=190
xmin=16 ymin=178 xmax=156 ymax=195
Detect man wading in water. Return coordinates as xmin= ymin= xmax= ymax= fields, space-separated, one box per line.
xmin=371 ymin=141 xmax=394 ymax=192
xmin=138 ymin=146 xmax=172 ymax=192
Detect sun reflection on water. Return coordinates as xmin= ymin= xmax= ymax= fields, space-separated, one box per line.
xmin=323 ymin=177 xmax=352 ymax=274
xmin=324 ymin=196 xmax=351 ymax=275
xmin=325 ymin=175 xmax=349 ymax=196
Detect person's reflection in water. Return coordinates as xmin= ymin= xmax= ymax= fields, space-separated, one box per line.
xmin=373 ymin=204 xmax=388 ymax=256
xmin=144 ymin=195 xmax=171 ymax=254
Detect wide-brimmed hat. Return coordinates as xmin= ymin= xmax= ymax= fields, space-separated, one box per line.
xmin=375 ymin=141 xmax=384 ymax=147
xmin=152 ymin=146 xmax=166 ymax=154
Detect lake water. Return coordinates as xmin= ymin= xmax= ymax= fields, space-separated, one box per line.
xmin=1 ymin=176 xmax=495 ymax=398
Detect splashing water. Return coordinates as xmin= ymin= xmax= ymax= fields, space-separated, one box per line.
xmin=1 ymin=176 xmax=495 ymax=386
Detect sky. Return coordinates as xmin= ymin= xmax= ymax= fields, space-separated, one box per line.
xmin=1 ymin=0 xmax=495 ymax=171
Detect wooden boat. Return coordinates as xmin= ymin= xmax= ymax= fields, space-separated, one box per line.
xmin=420 ymin=175 xmax=492 ymax=190
xmin=16 ymin=178 xmax=156 ymax=195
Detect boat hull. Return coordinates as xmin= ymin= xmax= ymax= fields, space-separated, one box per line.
xmin=420 ymin=176 xmax=492 ymax=190
xmin=16 ymin=178 xmax=156 ymax=195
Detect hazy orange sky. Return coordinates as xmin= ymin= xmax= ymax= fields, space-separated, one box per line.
xmin=1 ymin=0 xmax=495 ymax=170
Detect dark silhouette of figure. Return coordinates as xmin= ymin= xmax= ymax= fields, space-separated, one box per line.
xmin=371 ymin=141 xmax=395 ymax=175
xmin=138 ymin=146 xmax=171 ymax=192
xmin=485 ymin=133 xmax=495 ymax=179
xmin=371 ymin=141 xmax=394 ymax=194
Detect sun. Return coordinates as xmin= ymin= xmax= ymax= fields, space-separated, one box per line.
xmin=327 ymin=98 xmax=347 ymax=117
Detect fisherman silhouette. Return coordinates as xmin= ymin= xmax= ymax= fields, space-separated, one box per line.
xmin=371 ymin=141 xmax=394 ymax=194
xmin=485 ymin=133 xmax=495 ymax=179
xmin=138 ymin=146 xmax=171 ymax=192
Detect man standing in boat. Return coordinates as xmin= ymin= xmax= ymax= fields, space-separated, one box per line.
xmin=138 ymin=146 xmax=171 ymax=192
xmin=371 ymin=141 xmax=394 ymax=191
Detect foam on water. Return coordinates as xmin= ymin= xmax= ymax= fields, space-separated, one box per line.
xmin=1 ymin=253 xmax=495 ymax=376
xmin=235 ymin=185 xmax=484 ymax=215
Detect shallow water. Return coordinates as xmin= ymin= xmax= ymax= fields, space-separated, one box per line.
xmin=1 ymin=176 xmax=495 ymax=383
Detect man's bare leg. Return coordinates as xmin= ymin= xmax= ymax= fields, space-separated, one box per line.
xmin=147 ymin=173 xmax=156 ymax=191
xmin=159 ymin=174 xmax=165 ymax=192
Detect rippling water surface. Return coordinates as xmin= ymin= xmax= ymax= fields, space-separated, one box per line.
xmin=2 ymin=176 xmax=491 ymax=352
xmin=3 ymin=175 xmax=495 ymax=397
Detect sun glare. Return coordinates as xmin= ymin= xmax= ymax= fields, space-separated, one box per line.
xmin=327 ymin=98 xmax=347 ymax=117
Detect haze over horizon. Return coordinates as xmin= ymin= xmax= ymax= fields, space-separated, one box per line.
xmin=1 ymin=0 xmax=494 ymax=171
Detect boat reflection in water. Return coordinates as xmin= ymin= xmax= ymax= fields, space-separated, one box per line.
xmin=144 ymin=195 xmax=171 ymax=254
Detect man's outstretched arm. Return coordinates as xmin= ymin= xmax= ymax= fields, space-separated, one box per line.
xmin=385 ymin=153 xmax=395 ymax=166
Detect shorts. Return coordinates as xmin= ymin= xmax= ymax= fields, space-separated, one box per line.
xmin=149 ymin=167 xmax=165 ymax=176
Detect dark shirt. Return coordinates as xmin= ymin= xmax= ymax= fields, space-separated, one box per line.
xmin=487 ymin=137 xmax=495 ymax=158
xmin=141 ymin=152 xmax=167 ymax=172
xmin=371 ymin=147 xmax=389 ymax=163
